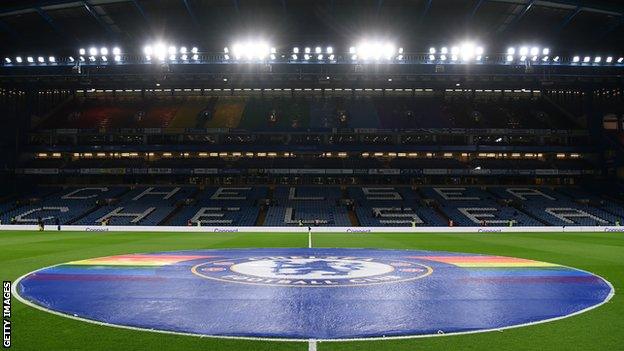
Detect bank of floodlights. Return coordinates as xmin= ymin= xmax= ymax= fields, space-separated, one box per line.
xmin=4 ymin=40 xmax=624 ymax=67
xmin=77 ymin=46 xmax=123 ymax=63
xmin=350 ymin=41 xmax=402 ymax=61
xmin=286 ymin=46 xmax=335 ymax=62
xmin=505 ymin=45 xmax=550 ymax=63
xmin=143 ymin=43 xmax=197 ymax=62
xmin=223 ymin=41 xmax=273 ymax=61
xmin=428 ymin=42 xmax=483 ymax=63
xmin=569 ymin=53 xmax=621 ymax=65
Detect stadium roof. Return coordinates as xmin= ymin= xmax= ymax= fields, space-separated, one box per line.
xmin=0 ymin=0 xmax=623 ymax=56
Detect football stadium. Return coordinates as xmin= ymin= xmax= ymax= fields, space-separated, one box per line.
xmin=1 ymin=0 xmax=623 ymax=350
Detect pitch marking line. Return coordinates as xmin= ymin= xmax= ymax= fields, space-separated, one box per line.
xmin=308 ymin=339 xmax=317 ymax=351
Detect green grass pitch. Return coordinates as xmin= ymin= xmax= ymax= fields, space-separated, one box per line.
xmin=1 ymin=230 xmax=622 ymax=350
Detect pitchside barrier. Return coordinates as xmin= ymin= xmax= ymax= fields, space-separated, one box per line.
xmin=0 ymin=225 xmax=623 ymax=233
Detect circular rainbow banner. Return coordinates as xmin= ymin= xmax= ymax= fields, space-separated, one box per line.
xmin=14 ymin=248 xmax=613 ymax=340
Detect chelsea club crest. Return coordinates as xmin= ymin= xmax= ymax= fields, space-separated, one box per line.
xmin=191 ymin=255 xmax=433 ymax=287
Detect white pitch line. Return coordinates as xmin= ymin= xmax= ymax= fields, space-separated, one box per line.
xmin=308 ymin=229 xmax=312 ymax=248
xmin=308 ymin=339 xmax=317 ymax=351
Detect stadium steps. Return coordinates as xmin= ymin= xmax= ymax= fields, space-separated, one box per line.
xmin=255 ymin=187 xmax=273 ymax=226
xmin=509 ymin=202 xmax=550 ymax=226
xmin=348 ymin=210 xmax=360 ymax=226
xmin=67 ymin=204 xmax=103 ymax=225
xmin=431 ymin=203 xmax=451 ymax=226
xmin=542 ymin=94 xmax=585 ymax=129
xmin=484 ymin=187 xmax=550 ymax=226
xmin=160 ymin=204 xmax=186 ymax=225
xmin=160 ymin=187 xmax=201 ymax=225
xmin=256 ymin=205 xmax=267 ymax=226
xmin=341 ymin=187 xmax=360 ymax=226
xmin=415 ymin=187 xmax=451 ymax=225
xmin=67 ymin=186 xmax=132 ymax=225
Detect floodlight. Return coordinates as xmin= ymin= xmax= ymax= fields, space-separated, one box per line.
xmin=144 ymin=55 xmax=151 ymax=61
xmin=112 ymin=47 xmax=121 ymax=55
xmin=506 ymin=55 xmax=514 ymax=62
xmin=606 ymin=56 xmax=613 ymax=63
xmin=293 ymin=47 xmax=299 ymax=53
xmin=460 ymin=42 xmax=476 ymax=61
xmin=451 ymin=46 xmax=459 ymax=55
xmin=304 ymin=54 xmax=310 ymax=60
xmin=594 ymin=56 xmax=601 ymax=63
xmin=305 ymin=47 xmax=311 ymax=53
xmin=180 ymin=47 xmax=188 ymax=54
xmin=315 ymin=46 xmax=321 ymax=54
xmin=182 ymin=54 xmax=189 ymax=60
xmin=530 ymin=47 xmax=539 ymax=56
xmin=68 ymin=56 xmax=75 ymax=62
xmin=349 ymin=46 xmax=356 ymax=54
xmin=79 ymin=48 xmax=86 ymax=55
xmin=398 ymin=47 xmax=404 ymax=54
xmin=114 ymin=55 xmax=121 ymax=62
xmin=88 ymin=56 xmax=96 ymax=62
xmin=27 ymin=56 xmax=34 ymax=63
xmin=382 ymin=44 xmax=396 ymax=59
xmin=48 ymin=56 xmax=55 ymax=62
xmin=351 ymin=54 xmax=357 ymax=60
xmin=168 ymin=46 xmax=177 ymax=55
xmin=89 ymin=47 xmax=98 ymax=56
xmin=329 ymin=54 xmax=335 ymax=60
xmin=326 ymin=46 xmax=333 ymax=54
xmin=232 ymin=43 xmax=243 ymax=59
xmin=520 ymin=55 xmax=526 ymax=61
xmin=317 ymin=54 xmax=323 ymax=60
xmin=270 ymin=47 xmax=276 ymax=54
xmin=541 ymin=56 xmax=549 ymax=61
xmin=583 ymin=56 xmax=590 ymax=63
xmin=440 ymin=54 xmax=447 ymax=61
xmin=169 ymin=54 xmax=176 ymax=60
xmin=507 ymin=47 xmax=515 ymax=55
xmin=429 ymin=47 xmax=436 ymax=54
xmin=153 ymin=43 xmax=167 ymax=61
xmin=15 ymin=56 xmax=22 ymax=63
xmin=542 ymin=48 xmax=549 ymax=55
xmin=553 ymin=56 xmax=559 ymax=62
xmin=4 ymin=58 xmax=10 ymax=63
xmin=37 ymin=56 xmax=44 ymax=63
xmin=79 ymin=56 xmax=86 ymax=62
xmin=102 ymin=56 xmax=108 ymax=61
xmin=618 ymin=57 xmax=624 ymax=63
xmin=428 ymin=54 xmax=435 ymax=61
xmin=572 ymin=56 xmax=580 ymax=62
xmin=451 ymin=54 xmax=458 ymax=61
xmin=100 ymin=47 xmax=108 ymax=55
xmin=270 ymin=54 xmax=276 ymax=60
xmin=397 ymin=54 xmax=404 ymax=60
xmin=440 ymin=47 xmax=448 ymax=54
xmin=476 ymin=46 xmax=484 ymax=55
xmin=531 ymin=56 xmax=538 ymax=62
xmin=143 ymin=45 xmax=153 ymax=55
xmin=192 ymin=54 xmax=199 ymax=60
xmin=191 ymin=47 xmax=198 ymax=54
xmin=519 ymin=46 xmax=528 ymax=56
xmin=291 ymin=54 xmax=298 ymax=60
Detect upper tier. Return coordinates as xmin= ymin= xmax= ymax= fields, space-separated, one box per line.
xmin=36 ymin=95 xmax=582 ymax=131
